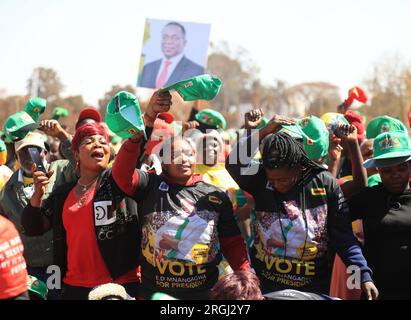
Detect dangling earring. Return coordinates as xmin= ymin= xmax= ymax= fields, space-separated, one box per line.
xmin=75 ymin=160 xmax=81 ymax=178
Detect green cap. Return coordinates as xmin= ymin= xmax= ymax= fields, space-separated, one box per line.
xmin=105 ymin=91 xmax=146 ymax=140
xmin=282 ymin=116 xmax=330 ymax=161
xmin=195 ymin=109 xmax=227 ymax=130
xmin=366 ymin=115 xmax=408 ymax=139
xmin=3 ymin=111 xmax=39 ymax=142
xmin=52 ymin=106 xmax=69 ymax=120
xmin=23 ymin=97 xmax=47 ymax=122
xmin=161 ymin=74 xmax=222 ymax=101
xmin=27 ymin=275 xmax=48 ymax=300
xmin=363 ymin=131 xmax=411 ymax=168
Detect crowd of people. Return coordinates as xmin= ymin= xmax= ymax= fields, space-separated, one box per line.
xmin=0 ymin=79 xmax=410 ymax=300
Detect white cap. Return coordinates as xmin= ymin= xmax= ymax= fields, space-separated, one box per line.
xmin=14 ymin=131 xmax=46 ymax=153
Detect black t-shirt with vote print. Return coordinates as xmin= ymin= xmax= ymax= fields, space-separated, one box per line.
xmin=229 ymin=160 xmax=362 ymax=294
xmin=132 ymin=171 xmax=241 ymax=300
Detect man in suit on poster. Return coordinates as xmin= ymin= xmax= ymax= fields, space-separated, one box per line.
xmin=138 ymin=22 xmax=204 ymax=89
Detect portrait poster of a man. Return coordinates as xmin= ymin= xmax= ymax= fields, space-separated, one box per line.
xmin=137 ymin=19 xmax=211 ymax=89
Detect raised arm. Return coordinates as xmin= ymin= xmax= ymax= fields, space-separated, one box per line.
xmin=327 ymin=177 xmax=378 ymax=300
xmin=112 ymin=133 xmax=145 ymax=196
xmin=226 ymin=110 xmax=295 ymax=194
xmin=112 ymin=90 xmax=172 ymax=196
xmin=335 ymin=124 xmax=367 ymax=199
xmin=39 ymin=119 xmax=75 ymax=165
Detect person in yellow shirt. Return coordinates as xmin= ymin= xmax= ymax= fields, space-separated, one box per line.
xmin=195 ymin=130 xmax=254 ymax=245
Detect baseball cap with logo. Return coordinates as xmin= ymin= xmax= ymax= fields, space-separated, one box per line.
xmin=195 ymin=109 xmax=227 ymax=130
xmin=366 ymin=115 xmax=408 ymax=139
xmin=27 ymin=275 xmax=48 ymax=300
xmin=14 ymin=131 xmax=46 ymax=152
xmin=23 ymin=97 xmax=47 ymax=122
xmin=281 ymin=116 xmax=330 ymax=161
xmin=3 ymin=111 xmax=39 ymax=142
xmin=161 ymin=74 xmax=222 ymax=101
xmin=105 ymin=91 xmax=146 ymax=140
xmin=363 ymin=131 xmax=411 ymax=168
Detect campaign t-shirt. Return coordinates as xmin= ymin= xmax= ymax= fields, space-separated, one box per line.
xmin=235 ymin=167 xmax=347 ymax=294
xmin=0 ymin=215 xmax=28 ymax=299
xmin=348 ymin=185 xmax=411 ymax=299
xmin=133 ymin=172 xmax=241 ymax=299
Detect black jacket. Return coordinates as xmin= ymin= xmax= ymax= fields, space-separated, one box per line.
xmin=348 ymin=184 xmax=411 ymax=299
xmin=21 ymin=169 xmax=140 ymax=281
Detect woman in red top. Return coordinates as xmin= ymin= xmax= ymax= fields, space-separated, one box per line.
xmin=21 ymin=92 xmax=172 ymax=300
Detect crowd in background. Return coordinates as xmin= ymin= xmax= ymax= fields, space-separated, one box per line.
xmin=0 ymin=81 xmax=410 ymax=300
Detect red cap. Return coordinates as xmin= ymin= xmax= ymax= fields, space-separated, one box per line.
xmin=344 ymin=110 xmax=365 ymax=143
xmin=344 ymin=86 xmax=368 ymax=107
xmin=75 ymin=107 xmax=102 ymax=129
xmin=157 ymin=112 xmax=175 ymax=124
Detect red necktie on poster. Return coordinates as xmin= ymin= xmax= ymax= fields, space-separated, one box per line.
xmin=156 ymin=60 xmax=172 ymax=89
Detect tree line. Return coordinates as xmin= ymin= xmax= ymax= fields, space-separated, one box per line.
xmin=1 ymin=45 xmax=411 ymax=131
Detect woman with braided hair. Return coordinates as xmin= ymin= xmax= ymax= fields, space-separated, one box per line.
xmin=226 ymin=110 xmax=378 ymax=299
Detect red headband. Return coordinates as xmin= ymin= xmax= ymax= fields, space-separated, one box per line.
xmin=72 ymin=123 xmax=109 ymax=153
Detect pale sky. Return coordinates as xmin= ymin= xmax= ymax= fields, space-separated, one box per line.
xmin=1 ymin=0 xmax=410 ymax=106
